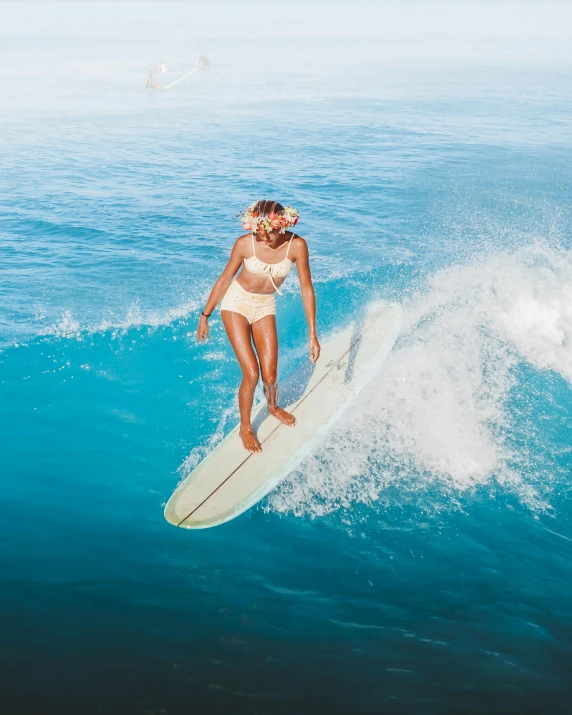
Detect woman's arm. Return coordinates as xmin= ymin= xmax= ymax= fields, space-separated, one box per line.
xmin=197 ymin=238 xmax=245 ymax=343
xmin=294 ymin=236 xmax=321 ymax=363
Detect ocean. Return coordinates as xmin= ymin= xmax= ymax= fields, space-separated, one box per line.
xmin=1 ymin=28 xmax=572 ymax=715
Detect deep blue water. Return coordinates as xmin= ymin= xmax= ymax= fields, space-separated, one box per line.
xmin=1 ymin=35 xmax=572 ymax=714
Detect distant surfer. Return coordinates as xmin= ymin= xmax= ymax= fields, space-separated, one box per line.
xmin=196 ymin=52 xmax=210 ymax=69
xmin=198 ymin=200 xmax=320 ymax=454
xmin=145 ymin=71 xmax=164 ymax=89
xmin=156 ymin=59 xmax=168 ymax=74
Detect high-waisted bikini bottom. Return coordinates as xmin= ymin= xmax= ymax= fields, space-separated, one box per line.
xmin=220 ymin=280 xmax=276 ymax=325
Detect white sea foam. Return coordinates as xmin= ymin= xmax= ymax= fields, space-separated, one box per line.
xmin=268 ymin=243 xmax=572 ymax=518
xmin=53 ymin=310 xmax=81 ymax=336
xmin=42 ymin=299 xmax=200 ymax=339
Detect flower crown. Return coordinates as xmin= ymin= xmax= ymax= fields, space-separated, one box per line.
xmin=241 ymin=203 xmax=299 ymax=234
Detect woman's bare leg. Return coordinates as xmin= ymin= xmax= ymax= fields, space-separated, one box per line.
xmin=221 ymin=310 xmax=262 ymax=453
xmin=251 ymin=315 xmax=296 ymax=427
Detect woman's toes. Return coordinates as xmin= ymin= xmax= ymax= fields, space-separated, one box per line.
xmin=239 ymin=428 xmax=262 ymax=453
xmin=269 ymin=406 xmax=296 ymax=426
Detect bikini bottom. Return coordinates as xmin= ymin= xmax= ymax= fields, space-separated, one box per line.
xmin=220 ymin=280 xmax=276 ymax=325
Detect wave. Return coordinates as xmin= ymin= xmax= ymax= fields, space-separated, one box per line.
xmin=268 ymin=242 xmax=572 ymax=518
xmin=38 ymin=299 xmax=201 ymax=341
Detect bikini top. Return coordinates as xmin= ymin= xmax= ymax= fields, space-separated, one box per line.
xmin=242 ymin=233 xmax=294 ymax=295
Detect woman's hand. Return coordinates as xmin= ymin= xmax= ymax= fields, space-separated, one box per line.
xmin=309 ymin=335 xmax=321 ymax=363
xmin=197 ymin=315 xmax=210 ymax=343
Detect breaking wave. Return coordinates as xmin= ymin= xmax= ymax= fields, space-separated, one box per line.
xmin=268 ymin=242 xmax=572 ymax=518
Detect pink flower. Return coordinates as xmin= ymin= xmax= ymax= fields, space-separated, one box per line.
xmin=243 ymin=221 xmax=252 ymax=230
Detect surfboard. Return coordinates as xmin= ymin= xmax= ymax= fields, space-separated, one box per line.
xmin=164 ymin=301 xmax=402 ymax=529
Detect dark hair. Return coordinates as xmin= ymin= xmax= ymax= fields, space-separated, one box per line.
xmin=252 ymin=200 xmax=284 ymax=216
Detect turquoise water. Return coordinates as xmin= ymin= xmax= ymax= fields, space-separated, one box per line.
xmin=2 ymin=36 xmax=572 ymax=713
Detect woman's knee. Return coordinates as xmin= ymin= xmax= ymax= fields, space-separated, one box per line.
xmin=241 ymin=362 xmax=260 ymax=385
xmin=260 ymin=365 xmax=277 ymax=386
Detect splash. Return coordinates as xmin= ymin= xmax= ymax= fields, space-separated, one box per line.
xmin=41 ymin=299 xmax=200 ymax=340
xmin=268 ymin=243 xmax=572 ymax=518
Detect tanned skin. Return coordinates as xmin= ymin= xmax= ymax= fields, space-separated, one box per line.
xmin=197 ymin=228 xmax=320 ymax=453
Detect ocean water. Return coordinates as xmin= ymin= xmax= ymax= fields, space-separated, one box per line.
xmin=2 ymin=33 xmax=572 ymax=714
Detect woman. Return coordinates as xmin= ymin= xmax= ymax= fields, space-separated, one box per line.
xmin=197 ymin=200 xmax=320 ymax=454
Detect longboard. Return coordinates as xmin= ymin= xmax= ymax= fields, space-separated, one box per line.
xmin=165 ymin=301 xmax=402 ymax=529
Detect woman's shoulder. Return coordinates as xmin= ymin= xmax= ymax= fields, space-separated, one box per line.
xmin=233 ymin=233 xmax=252 ymax=250
xmin=228 ymin=233 xmax=252 ymax=261
xmin=289 ymin=232 xmax=308 ymax=258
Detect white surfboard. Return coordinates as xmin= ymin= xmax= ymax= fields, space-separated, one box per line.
xmin=165 ymin=301 xmax=402 ymax=529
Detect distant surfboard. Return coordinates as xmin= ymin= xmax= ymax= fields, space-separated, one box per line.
xmin=165 ymin=301 xmax=402 ymax=529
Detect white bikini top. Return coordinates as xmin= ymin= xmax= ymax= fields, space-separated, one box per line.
xmin=243 ymin=233 xmax=294 ymax=295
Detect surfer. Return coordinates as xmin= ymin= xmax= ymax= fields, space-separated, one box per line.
xmin=196 ymin=52 xmax=210 ymax=69
xmin=145 ymin=71 xmax=164 ymax=89
xmin=198 ymin=200 xmax=320 ymax=454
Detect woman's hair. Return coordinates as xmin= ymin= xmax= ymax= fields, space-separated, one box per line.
xmin=251 ymin=200 xmax=285 ymax=217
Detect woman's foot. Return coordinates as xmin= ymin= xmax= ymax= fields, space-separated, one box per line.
xmin=269 ymin=405 xmax=296 ymax=427
xmin=239 ymin=425 xmax=262 ymax=453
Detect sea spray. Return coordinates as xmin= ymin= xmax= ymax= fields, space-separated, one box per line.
xmin=268 ymin=243 xmax=572 ymax=517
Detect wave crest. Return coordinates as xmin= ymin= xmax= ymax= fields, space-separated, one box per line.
xmin=269 ymin=243 xmax=572 ymax=518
